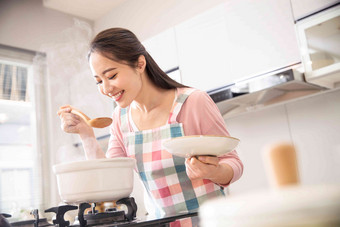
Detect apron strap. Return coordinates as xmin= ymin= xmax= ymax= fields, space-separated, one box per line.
xmin=120 ymin=107 xmax=129 ymax=133
xmin=168 ymin=88 xmax=196 ymax=124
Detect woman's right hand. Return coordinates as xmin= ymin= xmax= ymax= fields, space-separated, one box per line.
xmin=57 ymin=105 xmax=93 ymax=136
xmin=57 ymin=105 xmax=104 ymax=159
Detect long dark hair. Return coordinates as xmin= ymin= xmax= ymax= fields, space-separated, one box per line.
xmin=88 ymin=28 xmax=186 ymax=89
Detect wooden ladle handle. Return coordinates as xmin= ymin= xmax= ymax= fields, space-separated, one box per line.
xmin=71 ymin=109 xmax=91 ymax=122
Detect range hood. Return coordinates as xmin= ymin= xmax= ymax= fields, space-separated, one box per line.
xmin=208 ymin=63 xmax=327 ymax=118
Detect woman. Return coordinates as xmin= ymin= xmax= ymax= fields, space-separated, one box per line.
xmin=58 ymin=28 xmax=243 ymax=226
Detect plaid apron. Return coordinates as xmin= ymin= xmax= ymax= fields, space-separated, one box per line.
xmin=120 ymin=88 xmax=224 ymax=226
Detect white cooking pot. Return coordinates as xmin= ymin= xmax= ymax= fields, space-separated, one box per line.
xmin=199 ymin=184 xmax=340 ymax=227
xmin=53 ymin=157 xmax=136 ymax=203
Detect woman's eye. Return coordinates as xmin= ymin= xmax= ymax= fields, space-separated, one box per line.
xmin=108 ymin=73 xmax=117 ymax=80
xmin=95 ymin=74 xmax=117 ymax=85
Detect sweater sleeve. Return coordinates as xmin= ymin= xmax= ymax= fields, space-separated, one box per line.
xmin=106 ymin=107 xmax=127 ymax=158
xmin=177 ymin=89 xmax=243 ymax=186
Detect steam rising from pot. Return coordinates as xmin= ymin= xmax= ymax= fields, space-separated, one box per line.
xmin=33 ymin=19 xmax=112 ymax=164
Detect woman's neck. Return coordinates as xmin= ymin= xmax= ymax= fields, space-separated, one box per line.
xmin=133 ymin=86 xmax=174 ymax=113
xmin=132 ymin=73 xmax=175 ymax=113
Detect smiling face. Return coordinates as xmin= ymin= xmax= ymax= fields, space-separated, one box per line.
xmin=89 ymin=52 xmax=144 ymax=108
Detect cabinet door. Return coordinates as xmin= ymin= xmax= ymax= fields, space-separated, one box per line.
xmin=290 ymin=0 xmax=339 ymax=21
xmin=142 ymin=28 xmax=179 ymax=73
xmin=296 ymin=5 xmax=340 ymax=88
xmin=223 ymin=0 xmax=301 ymax=82
xmin=175 ymin=0 xmax=301 ymax=91
xmin=175 ymin=5 xmax=232 ymax=90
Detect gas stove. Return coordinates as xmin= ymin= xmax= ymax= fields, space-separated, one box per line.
xmin=1 ymin=197 xmax=198 ymax=227
xmin=2 ymin=197 xmax=137 ymax=227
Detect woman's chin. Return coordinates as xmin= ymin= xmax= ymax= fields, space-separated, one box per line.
xmin=115 ymin=101 xmax=129 ymax=109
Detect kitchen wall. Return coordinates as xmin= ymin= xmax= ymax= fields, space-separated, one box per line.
xmin=226 ymin=87 xmax=340 ymax=195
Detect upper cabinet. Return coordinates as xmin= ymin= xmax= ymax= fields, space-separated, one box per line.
xmin=295 ymin=5 xmax=340 ymax=88
xmin=175 ymin=0 xmax=301 ymax=91
xmin=222 ymin=0 xmax=301 ymax=83
xmin=175 ymin=5 xmax=231 ymax=90
xmin=143 ymin=28 xmax=182 ymax=83
xmin=290 ymin=0 xmax=340 ymax=21
xmin=142 ymin=28 xmax=179 ymax=73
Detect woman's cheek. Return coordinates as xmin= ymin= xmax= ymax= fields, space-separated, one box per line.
xmin=98 ymin=86 xmax=106 ymax=96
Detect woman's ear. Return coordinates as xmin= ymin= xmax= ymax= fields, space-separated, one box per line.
xmin=136 ymin=55 xmax=146 ymax=72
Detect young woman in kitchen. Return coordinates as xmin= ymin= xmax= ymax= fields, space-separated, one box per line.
xmin=57 ymin=28 xmax=243 ymax=226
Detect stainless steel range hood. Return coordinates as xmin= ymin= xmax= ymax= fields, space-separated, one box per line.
xmin=208 ymin=63 xmax=327 ymax=118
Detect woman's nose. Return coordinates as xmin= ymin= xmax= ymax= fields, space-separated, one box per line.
xmin=102 ymin=80 xmax=113 ymax=95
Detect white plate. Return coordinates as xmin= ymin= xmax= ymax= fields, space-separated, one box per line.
xmin=163 ymin=135 xmax=240 ymax=158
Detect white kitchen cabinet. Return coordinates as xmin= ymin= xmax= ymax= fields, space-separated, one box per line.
xmin=175 ymin=0 xmax=301 ymax=91
xmin=175 ymin=5 xmax=231 ymax=90
xmin=290 ymin=0 xmax=339 ymax=21
xmin=142 ymin=28 xmax=179 ymax=73
xmin=222 ymin=0 xmax=301 ymax=83
xmin=295 ymin=5 xmax=340 ymax=88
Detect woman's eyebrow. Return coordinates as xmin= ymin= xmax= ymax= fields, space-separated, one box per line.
xmin=102 ymin=67 xmax=116 ymax=75
xmin=93 ymin=67 xmax=117 ymax=77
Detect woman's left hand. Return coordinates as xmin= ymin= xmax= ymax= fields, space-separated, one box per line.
xmin=185 ymin=156 xmax=220 ymax=181
xmin=185 ymin=155 xmax=234 ymax=185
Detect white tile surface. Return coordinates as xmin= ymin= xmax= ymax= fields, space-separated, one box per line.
xmin=286 ymin=88 xmax=340 ymax=185
xmin=224 ymin=105 xmax=292 ymax=195
xmin=224 ymin=88 xmax=340 ymax=195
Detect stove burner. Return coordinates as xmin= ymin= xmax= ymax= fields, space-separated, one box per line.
xmin=79 ymin=197 xmax=137 ymax=226
xmin=44 ymin=197 xmax=138 ymax=227
xmin=81 ymin=209 xmax=125 ymax=226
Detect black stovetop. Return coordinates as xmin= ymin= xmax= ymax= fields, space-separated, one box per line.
xmin=100 ymin=211 xmax=198 ymax=227
xmin=1 ymin=197 xmax=198 ymax=227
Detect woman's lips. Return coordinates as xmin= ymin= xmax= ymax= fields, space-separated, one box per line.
xmin=112 ymin=90 xmax=124 ymax=101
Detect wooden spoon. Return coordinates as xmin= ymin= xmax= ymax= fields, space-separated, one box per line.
xmin=71 ymin=108 xmax=112 ymax=128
